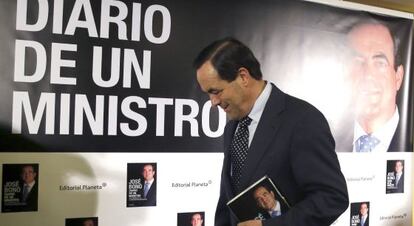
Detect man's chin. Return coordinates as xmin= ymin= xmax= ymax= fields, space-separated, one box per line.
xmin=356 ymin=108 xmax=380 ymax=118
xmin=357 ymin=95 xmax=381 ymax=106
xmin=226 ymin=113 xmax=238 ymax=121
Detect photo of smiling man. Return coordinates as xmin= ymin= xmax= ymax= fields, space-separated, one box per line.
xmin=347 ymin=20 xmax=405 ymax=153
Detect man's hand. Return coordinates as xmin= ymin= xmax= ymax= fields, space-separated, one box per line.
xmin=237 ymin=220 xmax=262 ymax=226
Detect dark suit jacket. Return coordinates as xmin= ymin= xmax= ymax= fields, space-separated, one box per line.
xmin=20 ymin=182 xmax=38 ymax=211
xmin=388 ymin=123 xmax=409 ymax=152
xmin=359 ymin=215 xmax=369 ymax=226
xmin=386 ymin=172 xmax=404 ymax=194
xmin=391 ymin=172 xmax=404 ymax=193
xmin=142 ymin=181 xmax=156 ymax=206
xmin=396 ymin=173 xmax=404 ymax=193
xmin=215 ymin=84 xmax=349 ymax=226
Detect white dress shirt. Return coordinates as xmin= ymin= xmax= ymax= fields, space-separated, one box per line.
xmin=268 ymin=200 xmax=282 ymax=217
xmin=246 ymin=81 xmax=272 ymax=146
xmin=24 ymin=180 xmax=36 ymax=193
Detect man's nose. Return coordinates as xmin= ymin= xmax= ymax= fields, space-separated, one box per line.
xmin=363 ymin=62 xmax=377 ymax=80
xmin=209 ymin=95 xmax=220 ymax=107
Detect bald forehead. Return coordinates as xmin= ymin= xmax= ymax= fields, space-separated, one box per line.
xmin=143 ymin=164 xmax=154 ymax=170
xmin=197 ymin=62 xmax=219 ymax=79
xmin=192 ymin=213 xmax=202 ymax=219
xmin=348 ymin=23 xmax=394 ymax=46
xmin=23 ymin=165 xmax=34 ymax=172
xmin=254 ymin=186 xmax=269 ymax=196
xmin=196 ymin=61 xmax=225 ymax=93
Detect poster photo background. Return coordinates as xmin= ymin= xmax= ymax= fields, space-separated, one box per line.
xmin=0 ymin=0 xmax=412 ymax=226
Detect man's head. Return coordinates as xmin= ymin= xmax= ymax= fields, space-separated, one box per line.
xmin=347 ymin=21 xmax=404 ymax=133
xmin=394 ymin=160 xmax=404 ymax=173
xmin=82 ymin=219 xmax=95 ymax=226
xmin=359 ymin=203 xmax=369 ymax=216
xmin=21 ymin=165 xmax=36 ymax=184
xmin=190 ymin=213 xmax=203 ymax=226
xmin=194 ymin=37 xmax=265 ymax=120
xmin=142 ymin=164 xmax=155 ymax=182
xmin=253 ymin=185 xmax=277 ymax=211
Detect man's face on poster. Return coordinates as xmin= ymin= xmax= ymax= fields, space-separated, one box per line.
xmin=395 ymin=161 xmax=403 ymax=173
xmin=191 ymin=213 xmax=203 ymax=226
xmin=347 ymin=23 xmax=404 ymax=130
xmin=83 ymin=219 xmax=95 ymax=226
xmin=142 ymin=164 xmax=155 ymax=181
xmin=21 ymin=165 xmax=36 ymax=184
xmin=359 ymin=203 xmax=368 ymax=216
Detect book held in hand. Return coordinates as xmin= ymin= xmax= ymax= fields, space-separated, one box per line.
xmin=227 ymin=175 xmax=290 ymax=222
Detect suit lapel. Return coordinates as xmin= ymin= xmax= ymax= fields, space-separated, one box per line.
xmin=223 ymin=121 xmax=238 ymax=196
xmin=388 ymin=121 xmax=403 ymax=152
xmin=239 ymin=85 xmax=285 ymax=188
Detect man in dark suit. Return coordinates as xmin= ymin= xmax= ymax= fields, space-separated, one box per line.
xmin=20 ymin=164 xmax=38 ymax=211
xmin=194 ymin=38 xmax=348 ymax=226
xmin=394 ymin=160 xmax=404 ymax=193
xmin=358 ymin=203 xmax=369 ymax=226
xmin=141 ymin=163 xmax=156 ymax=206
xmin=390 ymin=160 xmax=404 ymax=193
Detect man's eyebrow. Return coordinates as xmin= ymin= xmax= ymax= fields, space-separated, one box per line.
xmin=207 ymin=88 xmax=220 ymax=94
xmin=372 ymin=52 xmax=390 ymax=63
xmin=349 ymin=49 xmax=363 ymax=58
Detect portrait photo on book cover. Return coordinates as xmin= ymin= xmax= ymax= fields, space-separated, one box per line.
xmin=66 ymin=217 xmax=98 ymax=226
xmin=126 ymin=162 xmax=157 ymax=207
xmin=386 ymin=159 xmax=404 ymax=194
xmin=1 ymin=163 xmax=39 ymax=212
xmin=227 ymin=176 xmax=290 ymax=222
xmin=350 ymin=202 xmax=370 ymax=226
xmin=177 ymin=211 xmax=205 ymax=226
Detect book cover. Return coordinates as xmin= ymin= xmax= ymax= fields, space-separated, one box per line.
xmin=385 ymin=160 xmax=404 ymax=194
xmin=227 ymin=175 xmax=290 ymax=221
xmin=350 ymin=202 xmax=369 ymax=226
xmin=126 ymin=163 xmax=157 ymax=207
xmin=1 ymin=163 xmax=39 ymax=212
xmin=66 ymin=217 xmax=98 ymax=226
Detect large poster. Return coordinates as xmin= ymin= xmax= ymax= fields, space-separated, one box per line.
xmin=0 ymin=0 xmax=412 ymax=152
xmin=0 ymin=0 xmax=412 ymax=226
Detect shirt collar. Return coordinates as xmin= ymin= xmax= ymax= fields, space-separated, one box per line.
xmin=353 ymin=107 xmax=399 ymax=152
xmin=268 ymin=200 xmax=281 ymax=215
xmin=248 ymin=81 xmax=272 ymax=123
xmin=25 ymin=180 xmax=36 ymax=188
xmin=145 ymin=178 xmax=154 ymax=185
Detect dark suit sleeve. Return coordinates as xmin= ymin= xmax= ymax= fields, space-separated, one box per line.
xmin=21 ymin=183 xmax=38 ymax=211
xmin=264 ymin=108 xmax=349 ymax=226
xmin=214 ymin=170 xmax=231 ymax=226
xmin=144 ymin=182 xmax=157 ymax=206
xmin=215 ymin=122 xmax=236 ymax=226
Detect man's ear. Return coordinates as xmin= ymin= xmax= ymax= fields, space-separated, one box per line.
xmin=395 ymin=65 xmax=404 ymax=91
xmin=237 ymin=67 xmax=251 ymax=87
